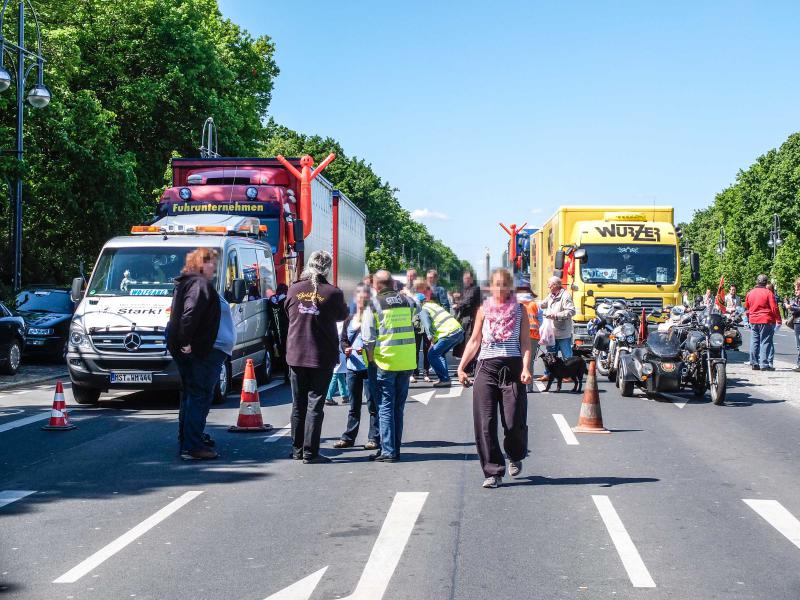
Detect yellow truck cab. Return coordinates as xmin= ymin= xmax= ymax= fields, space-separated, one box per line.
xmin=531 ymin=207 xmax=687 ymax=353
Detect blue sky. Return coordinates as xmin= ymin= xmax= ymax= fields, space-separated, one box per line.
xmin=220 ymin=0 xmax=800 ymax=273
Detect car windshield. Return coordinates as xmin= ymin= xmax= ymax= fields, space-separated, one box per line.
xmin=87 ymin=247 xmax=207 ymax=297
xmin=15 ymin=290 xmax=74 ymax=313
xmin=580 ymin=244 xmax=677 ymax=285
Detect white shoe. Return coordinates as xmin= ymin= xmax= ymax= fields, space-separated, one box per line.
xmin=509 ymin=461 xmax=522 ymax=478
xmin=482 ymin=475 xmax=501 ymax=489
xmin=410 ymin=375 xmax=417 ymax=383
xmin=424 ymin=375 xmax=432 ymax=383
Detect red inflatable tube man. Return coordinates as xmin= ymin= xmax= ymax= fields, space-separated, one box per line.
xmin=275 ymin=153 xmax=336 ymax=239
xmin=499 ymin=222 xmax=527 ymax=264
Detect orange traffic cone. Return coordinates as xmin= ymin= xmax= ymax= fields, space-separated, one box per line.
xmin=572 ymin=361 xmax=610 ymax=434
xmin=229 ymin=359 xmax=272 ymax=432
xmin=42 ymin=381 xmax=76 ymax=431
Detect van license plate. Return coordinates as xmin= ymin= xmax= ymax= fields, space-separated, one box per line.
xmin=110 ymin=372 xmax=153 ymax=384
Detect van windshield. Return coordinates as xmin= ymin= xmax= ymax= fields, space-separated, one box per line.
xmin=87 ymin=247 xmax=209 ymax=297
xmin=580 ymin=244 xmax=677 ymax=285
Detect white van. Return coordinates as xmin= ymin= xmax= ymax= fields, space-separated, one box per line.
xmin=67 ymin=215 xmax=276 ymax=405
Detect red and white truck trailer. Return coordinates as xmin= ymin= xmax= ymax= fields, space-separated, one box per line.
xmin=157 ymin=155 xmax=366 ymax=299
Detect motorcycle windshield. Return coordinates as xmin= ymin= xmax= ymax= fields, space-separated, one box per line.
xmin=646 ymin=331 xmax=683 ymax=358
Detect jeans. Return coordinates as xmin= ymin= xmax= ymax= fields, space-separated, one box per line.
xmin=326 ymin=372 xmax=349 ymax=400
xmin=376 ymin=368 xmax=412 ymax=458
xmin=749 ymin=323 xmax=775 ymax=369
xmin=289 ymin=366 xmax=331 ymax=457
xmin=341 ymin=366 xmax=380 ymax=443
xmin=175 ymin=349 xmax=226 ymax=453
xmin=795 ymin=324 xmax=800 ymax=367
xmin=427 ymin=330 xmax=465 ymax=382
xmin=544 ymin=337 xmax=573 ymax=375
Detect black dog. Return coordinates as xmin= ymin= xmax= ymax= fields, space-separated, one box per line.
xmin=540 ymin=353 xmax=587 ymax=392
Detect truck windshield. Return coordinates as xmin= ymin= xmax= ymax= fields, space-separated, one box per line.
xmin=580 ymin=244 xmax=677 ymax=285
xmin=87 ymin=247 xmax=203 ymax=297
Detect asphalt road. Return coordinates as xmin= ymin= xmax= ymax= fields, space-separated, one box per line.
xmin=2 ymin=345 xmax=800 ymax=600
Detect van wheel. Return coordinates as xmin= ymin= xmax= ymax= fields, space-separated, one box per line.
xmin=257 ymin=351 xmax=273 ymax=384
xmin=212 ymin=359 xmax=231 ymax=405
xmin=72 ymin=384 xmax=101 ymax=405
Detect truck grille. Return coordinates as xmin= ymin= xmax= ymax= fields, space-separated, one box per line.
xmin=95 ymin=359 xmax=171 ymax=371
xmin=597 ymin=297 xmax=664 ymax=311
xmin=90 ymin=330 xmax=167 ymax=354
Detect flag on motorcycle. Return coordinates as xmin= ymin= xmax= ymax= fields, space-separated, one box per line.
xmin=715 ymin=276 xmax=726 ymax=311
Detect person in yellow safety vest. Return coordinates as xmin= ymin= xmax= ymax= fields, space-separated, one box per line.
xmin=516 ymin=285 xmax=541 ymax=393
xmin=361 ymin=270 xmax=419 ymax=462
xmin=415 ymin=283 xmax=465 ymax=388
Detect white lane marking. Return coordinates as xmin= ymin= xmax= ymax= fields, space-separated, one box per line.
xmin=552 ymin=414 xmax=579 ymax=445
xmin=259 ymin=380 xmax=285 ymax=392
xmin=436 ymin=385 xmax=463 ymax=399
xmin=592 ymin=495 xmax=656 ymax=588
xmin=340 ymin=492 xmax=428 ymax=600
xmin=53 ymin=491 xmax=203 ymax=583
xmin=0 ymin=490 xmax=36 ymax=509
xmin=263 ymin=567 xmax=328 ymax=600
xmin=265 ymin=423 xmax=291 ymax=443
xmin=657 ymin=392 xmax=688 ymax=409
xmin=534 ymin=380 xmax=546 ymax=393
xmin=743 ymin=499 xmax=800 ymax=550
xmin=410 ymin=391 xmax=435 ymax=405
xmin=10 ymin=390 xmax=29 ymax=395
xmin=0 ymin=411 xmax=51 ymax=433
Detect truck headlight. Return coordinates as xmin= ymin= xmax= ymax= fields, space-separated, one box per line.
xmin=69 ymin=324 xmax=91 ymax=349
xmin=709 ymin=333 xmax=724 ymax=348
xmin=641 ymin=362 xmax=654 ymax=375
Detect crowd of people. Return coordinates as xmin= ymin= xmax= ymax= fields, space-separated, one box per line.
xmin=164 ymin=246 xmax=800 ymax=485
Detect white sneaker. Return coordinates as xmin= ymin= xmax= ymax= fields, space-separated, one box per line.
xmin=410 ymin=375 xmax=417 ymax=383
xmin=424 ymin=375 xmax=432 ymax=383
xmin=509 ymin=461 xmax=522 ymax=478
xmin=482 ymin=475 xmax=501 ymax=489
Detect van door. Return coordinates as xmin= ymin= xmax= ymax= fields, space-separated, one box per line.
xmin=238 ymin=245 xmax=269 ymax=370
xmin=223 ymin=246 xmax=247 ymax=378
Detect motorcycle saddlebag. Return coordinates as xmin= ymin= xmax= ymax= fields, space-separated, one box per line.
xmin=593 ymin=331 xmax=610 ymax=352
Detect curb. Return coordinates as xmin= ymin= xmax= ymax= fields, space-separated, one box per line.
xmin=0 ymin=370 xmax=69 ymax=392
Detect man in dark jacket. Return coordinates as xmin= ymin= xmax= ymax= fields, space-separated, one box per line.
xmin=167 ymin=248 xmax=223 ymax=460
xmin=284 ymin=250 xmax=350 ymax=463
xmin=455 ymin=270 xmax=481 ymax=368
xmin=745 ymin=274 xmax=782 ymax=371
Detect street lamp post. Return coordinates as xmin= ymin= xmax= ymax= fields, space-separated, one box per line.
xmin=0 ymin=0 xmax=51 ymax=290
xmin=767 ymin=214 xmax=782 ymax=261
xmin=716 ymin=226 xmax=727 ymax=256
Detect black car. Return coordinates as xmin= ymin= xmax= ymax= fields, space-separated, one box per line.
xmin=14 ymin=287 xmax=76 ymax=361
xmin=0 ymin=301 xmax=25 ymax=375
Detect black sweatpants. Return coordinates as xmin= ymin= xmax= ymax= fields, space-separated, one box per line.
xmin=472 ymin=357 xmax=528 ymax=477
xmin=289 ymin=366 xmax=330 ymax=457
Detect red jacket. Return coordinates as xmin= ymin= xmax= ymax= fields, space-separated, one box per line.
xmin=745 ymin=286 xmax=782 ymax=325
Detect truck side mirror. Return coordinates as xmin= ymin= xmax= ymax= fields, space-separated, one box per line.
xmin=554 ymin=250 xmax=565 ymax=270
xmin=293 ymin=219 xmax=305 ymax=253
xmin=70 ymin=277 xmax=84 ymax=303
xmin=573 ymin=248 xmax=586 ymax=261
xmin=231 ymin=278 xmax=246 ymax=304
xmin=690 ymin=252 xmax=700 ymax=282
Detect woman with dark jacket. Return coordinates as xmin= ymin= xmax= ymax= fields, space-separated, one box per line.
xmin=334 ymin=285 xmax=380 ymax=450
xmin=284 ymin=250 xmax=350 ymax=463
xmin=167 ymin=247 xmax=225 ymax=460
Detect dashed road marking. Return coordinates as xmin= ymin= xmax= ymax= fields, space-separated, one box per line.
xmin=265 ymin=423 xmax=291 ymax=443
xmin=54 ymin=491 xmax=203 ymax=583
xmin=592 ymin=495 xmax=656 ymax=588
xmin=0 ymin=411 xmax=51 ymax=433
xmin=436 ymin=385 xmax=463 ymax=399
xmin=534 ymin=380 xmax=547 ymax=393
xmin=0 ymin=490 xmax=36 ymax=509
xmin=743 ymin=499 xmax=800 ymax=551
xmin=552 ymin=414 xmax=579 ymax=445
xmin=657 ymin=392 xmax=688 ymax=409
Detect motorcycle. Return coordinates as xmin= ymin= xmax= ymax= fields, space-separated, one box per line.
xmin=722 ymin=306 xmax=744 ymax=351
xmin=618 ymin=309 xmax=684 ymax=398
xmin=589 ymin=301 xmax=615 ymax=377
xmin=681 ymin=307 xmax=728 ymax=405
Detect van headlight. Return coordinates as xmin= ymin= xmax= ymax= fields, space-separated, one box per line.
xmin=641 ymin=362 xmax=654 ymax=375
xmin=69 ymin=324 xmax=92 ymax=349
xmin=710 ymin=333 xmax=724 ymax=348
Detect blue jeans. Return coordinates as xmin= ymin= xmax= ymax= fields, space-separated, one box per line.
xmin=749 ymin=323 xmax=775 ymax=368
xmin=326 ymin=372 xmax=349 ymax=400
xmin=376 ymin=369 xmax=411 ymax=458
xmin=175 ymin=349 xmax=226 ymax=453
xmin=427 ymin=330 xmax=465 ymax=382
xmin=341 ymin=367 xmax=380 ymax=443
xmin=545 ymin=337 xmax=573 ymax=375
